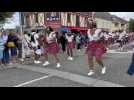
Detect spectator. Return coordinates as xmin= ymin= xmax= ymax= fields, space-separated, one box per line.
xmin=0 ymin=32 xmax=5 ymax=67
xmin=127 ymin=53 xmax=134 ymax=75
xmin=16 ymin=32 xmax=23 ymax=61
xmin=6 ymin=31 xmax=18 ymax=64
xmin=1 ymin=31 xmax=9 ymax=65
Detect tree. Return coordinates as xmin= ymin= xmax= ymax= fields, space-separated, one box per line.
xmin=0 ymin=12 xmax=14 ymax=25
xmin=129 ymin=18 xmax=134 ymax=32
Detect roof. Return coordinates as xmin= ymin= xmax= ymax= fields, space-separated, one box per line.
xmin=111 ymin=15 xmax=128 ymax=24
xmin=94 ymin=12 xmax=128 ymax=24
xmin=95 ymin=12 xmax=113 ymax=21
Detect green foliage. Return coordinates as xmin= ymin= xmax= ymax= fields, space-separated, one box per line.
xmin=129 ymin=18 xmax=134 ymax=32
xmin=0 ymin=12 xmax=14 ymax=24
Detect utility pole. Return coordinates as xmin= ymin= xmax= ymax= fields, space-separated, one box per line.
xmin=19 ymin=12 xmax=25 ymax=61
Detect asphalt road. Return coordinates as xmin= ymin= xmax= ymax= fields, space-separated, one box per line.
xmin=0 ymin=42 xmax=133 ymax=87
xmin=23 ymin=50 xmax=133 ymax=87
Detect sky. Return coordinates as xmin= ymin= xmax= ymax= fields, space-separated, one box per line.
xmin=3 ymin=12 xmax=19 ymax=29
xmin=110 ymin=12 xmax=134 ymax=21
xmin=3 ymin=12 xmax=134 ymax=29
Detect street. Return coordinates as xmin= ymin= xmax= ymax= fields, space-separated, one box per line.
xmin=0 ymin=42 xmax=133 ymax=87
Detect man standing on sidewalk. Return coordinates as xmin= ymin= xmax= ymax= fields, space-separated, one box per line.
xmin=127 ymin=52 xmax=134 ymax=76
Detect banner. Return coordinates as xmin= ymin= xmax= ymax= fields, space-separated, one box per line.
xmin=46 ymin=12 xmax=60 ymax=21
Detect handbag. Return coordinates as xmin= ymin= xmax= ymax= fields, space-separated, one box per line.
xmin=7 ymin=41 xmax=15 ymax=48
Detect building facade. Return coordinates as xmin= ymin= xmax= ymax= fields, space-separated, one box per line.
xmin=21 ymin=12 xmax=93 ymax=33
xmin=21 ymin=12 xmax=128 ymax=33
xmin=94 ymin=12 xmax=128 ymax=32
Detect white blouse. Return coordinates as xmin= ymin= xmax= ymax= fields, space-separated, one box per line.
xmin=46 ymin=32 xmax=57 ymax=43
xmin=66 ymin=34 xmax=74 ymax=42
xmin=87 ymin=29 xmax=102 ymax=41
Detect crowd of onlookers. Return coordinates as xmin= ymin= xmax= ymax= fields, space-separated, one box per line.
xmin=0 ymin=30 xmax=22 ymax=68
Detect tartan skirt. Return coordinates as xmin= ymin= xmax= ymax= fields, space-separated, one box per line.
xmin=45 ymin=42 xmax=60 ymax=54
xmin=66 ymin=41 xmax=75 ymax=49
xmin=85 ymin=41 xmax=107 ymax=59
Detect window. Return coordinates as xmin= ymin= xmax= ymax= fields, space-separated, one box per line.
xmin=35 ymin=13 xmax=38 ymax=23
xmin=51 ymin=12 xmax=56 ymax=17
xmin=67 ymin=13 xmax=71 ymax=26
xmin=114 ymin=23 xmax=119 ymax=27
xmin=67 ymin=13 xmax=71 ymax=23
xmin=76 ymin=15 xmax=80 ymax=27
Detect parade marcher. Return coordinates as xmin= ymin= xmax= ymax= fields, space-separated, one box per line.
xmin=117 ymin=30 xmax=125 ymax=51
xmin=76 ymin=33 xmax=81 ymax=52
xmin=103 ymin=31 xmax=109 ymax=49
xmin=38 ymin=32 xmax=45 ymax=56
xmin=30 ymin=30 xmax=42 ymax=64
xmin=23 ymin=31 xmax=34 ymax=61
xmin=108 ymin=31 xmax=113 ymax=46
xmin=42 ymin=26 xmax=61 ymax=68
xmin=65 ymin=31 xmax=75 ymax=61
xmin=59 ymin=32 xmax=67 ymax=53
xmin=86 ymin=22 xmax=107 ymax=76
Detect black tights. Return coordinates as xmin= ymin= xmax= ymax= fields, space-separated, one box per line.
xmin=77 ymin=43 xmax=81 ymax=50
xmin=61 ymin=43 xmax=66 ymax=52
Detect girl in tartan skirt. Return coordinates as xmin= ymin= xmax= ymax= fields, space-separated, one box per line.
xmin=65 ymin=31 xmax=75 ymax=61
xmin=42 ymin=27 xmax=61 ymax=68
xmin=86 ymin=23 xmax=107 ymax=76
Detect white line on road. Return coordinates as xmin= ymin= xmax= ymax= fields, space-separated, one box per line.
xmin=13 ymin=75 xmax=51 ymax=87
xmin=17 ymin=65 xmax=125 ymax=87
xmin=107 ymin=50 xmax=133 ymax=54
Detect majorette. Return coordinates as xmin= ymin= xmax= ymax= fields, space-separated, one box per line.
xmin=65 ymin=31 xmax=75 ymax=61
xmin=86 ymin=21 xmax=107 ymax=76
xmin=42 ymin=26 xmax=61 ymax=68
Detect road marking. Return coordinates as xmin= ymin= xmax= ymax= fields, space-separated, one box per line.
xmin=13 ymin=75 xmax=51 ymax=87
xmin=107 ymin=50 xmax=133 ymax=54
xmin=17 ymin=65 xmax=125 ymax=87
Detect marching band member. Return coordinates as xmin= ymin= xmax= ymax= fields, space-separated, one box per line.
xmin=103 ymin=31 xmax=109 ymax=49
xmin=86 ymin=23 xmax=107 ymax=76
xmin=118 ymin=30 xmax=126 ymax=51
xmin=30 ymin=30 xmax=42 ymax=64
xmin=42 ymin=27 xmax=61 ymax=68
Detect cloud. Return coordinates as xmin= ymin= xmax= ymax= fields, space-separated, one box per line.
xmin=110 ymin=12 xmax=134 ymax=21
xmin=3 ymin=12 xmax=19 ymax=29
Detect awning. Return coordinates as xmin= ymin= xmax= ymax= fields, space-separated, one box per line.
xmin=65 ymin=26 xmax=88 ymax=31
xmin=60 ymin=27 xmax=71 ymax=33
